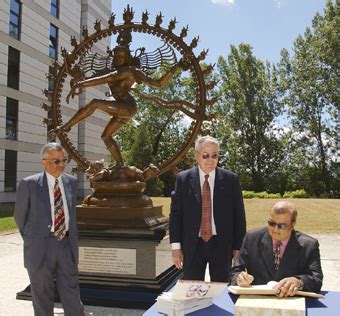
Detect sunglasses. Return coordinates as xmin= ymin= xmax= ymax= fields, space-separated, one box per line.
xmin=197 ymin=152 xmax=219 ymax=160
xmin=43 ymin=158 xmax=68 ymax=165
xmin=267 ymin=219 xmax=290 ymax=230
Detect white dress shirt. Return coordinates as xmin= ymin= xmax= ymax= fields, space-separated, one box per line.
xmin=46 ymin=172 xmax=70 ymax=232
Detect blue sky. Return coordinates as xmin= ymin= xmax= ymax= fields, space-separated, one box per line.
xmin=111 ymin=0 xmax=328 ymax=64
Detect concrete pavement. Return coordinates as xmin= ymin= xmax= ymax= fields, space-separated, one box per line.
xmin=0 ymin=232 xmax=339 ymax=316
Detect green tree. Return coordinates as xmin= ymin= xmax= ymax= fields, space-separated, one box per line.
xmin=126 ymin=123 xmax=164 ymax=196
xmin=278 ymin=0 xmax=339 ymax=197
xmin=216 ymin=43 xmax=284 ymax=192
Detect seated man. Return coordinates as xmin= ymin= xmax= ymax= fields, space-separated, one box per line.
xmin=230 ymin=201 xmax=323 ymax=297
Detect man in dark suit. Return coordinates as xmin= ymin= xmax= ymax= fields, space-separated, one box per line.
xmin=169 ymin=136 xmax=246 ymax=282
xmin=230 ymin=201 xmax=323 ymax=296
xmin=14 ymin=143 xmax=84 ymax=315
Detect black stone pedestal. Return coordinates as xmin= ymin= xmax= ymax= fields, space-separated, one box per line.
xmin=77 ymin=225 xmax=182 ymax=308
xmin=16 ymin=224 xmax=182 ymax=309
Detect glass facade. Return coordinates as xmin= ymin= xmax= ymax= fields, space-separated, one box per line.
xmin=51 ymin=0 xmax=59 ymax=18
xmin=4 ymin=150 xmax=17 ymax=192
xmin=9 ymin=0 xmax=21 ymax=39
xmin=7 ymin=46 xmax=20 ymax=90
xmin=6 ymin=98 xmax=18 ymax=140
xmin=49 ymin=24 xmax=58 ymax=60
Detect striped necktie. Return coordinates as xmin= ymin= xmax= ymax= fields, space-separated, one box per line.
xmin=53 ymin=178 xmax=66 ymax=241
xmin=200 ymin=174 xmax=212 ymax=242
xmin=274 ymin=241 xmax=282 ymax=271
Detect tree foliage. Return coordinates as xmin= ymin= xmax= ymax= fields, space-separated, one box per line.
xmin=215 ymin=43 xmax=285 ymax=192
xmin=115 ymin=1 xmax=339 ymax=198
xmin=278 ymin=0 xmax=339 ymax=197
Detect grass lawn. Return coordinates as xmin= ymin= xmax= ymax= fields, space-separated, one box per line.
xmin=152 ymin=198 xmax=340 ymax=233
xmin=0 ymin=203 xmax=17 ymax=233
xmin=1 ymin=198 xmax=339 ymax=233
xmin=0 ymin=217 xmax=17 ymax=233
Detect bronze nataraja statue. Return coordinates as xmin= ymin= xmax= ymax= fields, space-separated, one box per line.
xmin=45 ymin=6 xmax=216 ymax=197
xmin=50 ymin=30 xmax=190 ymax=181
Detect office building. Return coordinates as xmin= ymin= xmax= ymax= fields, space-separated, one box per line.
xmin=0 ymin=0 xmax=111 ymax=202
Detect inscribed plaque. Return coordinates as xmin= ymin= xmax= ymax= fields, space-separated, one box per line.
xmin=78 ymin=247 xmax=136 ymax=275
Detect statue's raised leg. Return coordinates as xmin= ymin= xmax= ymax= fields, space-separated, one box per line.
xmin=48 ymin=98 xmax=103 ymax=139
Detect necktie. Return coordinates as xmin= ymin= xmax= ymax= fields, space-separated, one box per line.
xmin=53 ymin=178 xmax=66 ymax=241
xmin=274 ymin=241 xmax=282 ymax=271
xmin=200 ymin=174 xmax=212 ymax=242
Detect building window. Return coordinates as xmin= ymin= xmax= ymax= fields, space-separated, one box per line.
xmin=6 ymin=98 xmax=18 ymax=140
xmin=49 ymin=24 xmax=58 ymax=60
xmin=7 ymin=46 xmax=20 ymax=90
xmin=51 ymin=0 xmax=59 ymax=18
xmin=9 ymin=0 xmax=21 ymax=40
xmin=4 ymin=150 xmax=17 ymax=192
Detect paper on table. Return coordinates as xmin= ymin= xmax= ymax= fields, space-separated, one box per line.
xmin=156 ymin=292 xmax=213 ymax=316
xmin=171 ymin=280 xmax=227 ymax=301
xmin=228 ymin=281 xmax=324 ymax=298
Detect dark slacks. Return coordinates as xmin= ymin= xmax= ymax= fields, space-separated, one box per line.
xmin=183 ymin=236 xmax=231 ymax=282
xmin=27 ymin=235 xmax=84 ymax=316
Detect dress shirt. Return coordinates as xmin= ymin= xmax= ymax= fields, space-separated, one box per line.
xmin=272 ymin=237 xmax=290 ymax=259
xmin=46 ymin=172 xmax=70 ymax=232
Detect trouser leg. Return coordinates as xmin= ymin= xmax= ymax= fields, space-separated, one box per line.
xmin=54 ymin=237 xmax=84 ymax=316
xmin=27 ymin=257 xmax=55 ymax=316
xmin=183 ymin=239 xmax=208 ymax=281
xmin=208 ymin=237 xmax=231 ymax=282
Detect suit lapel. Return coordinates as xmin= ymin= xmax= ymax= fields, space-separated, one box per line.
xmin=213 ymin=167 xmax=224 ymax=203
xmin=279 ymin=231 xmax=300 ymax=272
xmin=260 ymin=230 xmax=276 ymax=277
xmin=39 ymin=172 xmax=51 ymax=218
xmin=61 ymin=174 xmax=73 ymax=216
xmin=189 ymin=167 xmax=201 ymax=207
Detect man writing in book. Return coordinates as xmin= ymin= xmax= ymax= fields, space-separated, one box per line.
xmin=230 ymin=201 xmax=323 ymax=297
xmin=169 ymin=136 xmax=246 ymax=282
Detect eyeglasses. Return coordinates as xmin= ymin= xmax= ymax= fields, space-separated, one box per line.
xmin=197 ymin=152 xmax=219 ymax=160
xmin=42 ymin=158 xmax=68 ymax=165
xmin=267 ymin=219 xmax=290 ymax=230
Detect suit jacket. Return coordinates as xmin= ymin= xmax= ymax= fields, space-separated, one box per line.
xmin=14 ymin=172 xmax=79 ymax=272
xmin=169 ymin=166 xmax=246 ymax=267
xmin=230 ymin=227 xmax=323 ymax=292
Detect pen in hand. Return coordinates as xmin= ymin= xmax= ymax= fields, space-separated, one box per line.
xmin=237 ymin=269 xmax=254 ymax=287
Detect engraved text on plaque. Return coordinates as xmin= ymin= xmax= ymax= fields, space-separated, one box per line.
xmin=78 ymin=247 xmax=136 ymax=275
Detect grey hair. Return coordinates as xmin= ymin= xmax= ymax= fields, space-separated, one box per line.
xmin=271 ymin=201 xmax=297 ymax=223
xmin=194 ymin=135 xmax=220 ymax=152
xmin=40 ymin=142 xmax=65 ymax=159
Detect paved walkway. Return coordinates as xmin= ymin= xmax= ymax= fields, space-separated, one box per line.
xmin=0 ymin=232 xmax=339 ymax=316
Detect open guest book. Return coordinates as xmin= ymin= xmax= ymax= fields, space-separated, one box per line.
xmin=228 ymin=281 xmax=324 ymax=298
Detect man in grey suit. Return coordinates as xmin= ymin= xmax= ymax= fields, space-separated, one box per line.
xmin=230 ymin=201 xmax=323 ymax=297
xmin=169 ymin=136 xmax=246 ymax=282
xmin=14 ymin=143 xmax=84 ymax=315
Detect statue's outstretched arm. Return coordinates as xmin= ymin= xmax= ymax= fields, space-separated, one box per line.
xmin=66 ymin=73 xmax=113 ymax=103
xmin=133 ymin=64 xmax=180 ymax=88
xmin=135 ymin=56 xmax=190 ymax=88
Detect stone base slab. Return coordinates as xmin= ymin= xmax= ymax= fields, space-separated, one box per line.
xmin=235 ymin=295 xmax=305 ymax=316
